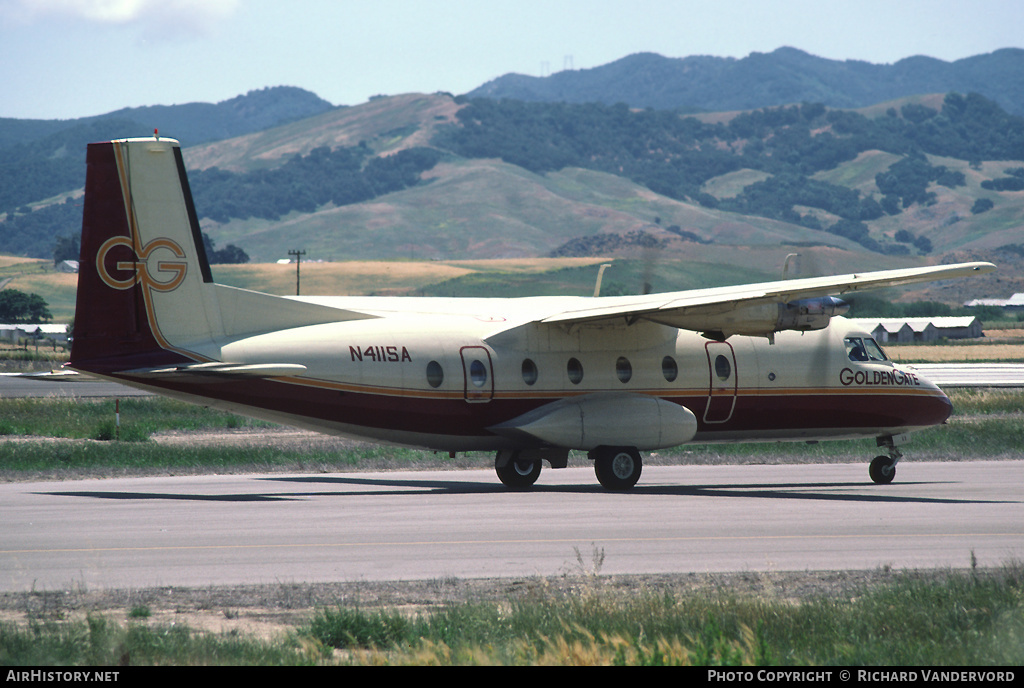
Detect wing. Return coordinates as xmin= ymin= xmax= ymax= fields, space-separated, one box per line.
xmin=537 ymin=261 xmax=995 ymax=339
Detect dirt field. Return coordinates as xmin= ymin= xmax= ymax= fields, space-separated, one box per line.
xmin=887 ymin=342 xmax=1024 ymax=362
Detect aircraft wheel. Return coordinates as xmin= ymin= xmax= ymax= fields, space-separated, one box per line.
xmin=869 ymin=455 xmax=896 ymax=484
xmin=591 ymin=446 xmax=642 ymax=491
xmin=495 ymin=454 xmax=542 ymax=489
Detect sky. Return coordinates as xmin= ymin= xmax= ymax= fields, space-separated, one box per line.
xmin=2 ymin=0 xmax=1023 ymax=120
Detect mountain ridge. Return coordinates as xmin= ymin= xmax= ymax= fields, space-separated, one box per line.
xmin=0 ymin=86 xmax=335 ymax=152
xmin=468 ymin=47 xmax=1024 ymax=115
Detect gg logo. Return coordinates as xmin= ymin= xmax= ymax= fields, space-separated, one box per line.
xmin=96 ymin=236 xmax=188 ymax=292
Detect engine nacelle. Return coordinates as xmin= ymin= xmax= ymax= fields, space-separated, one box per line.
xmin=662 ymin=296 xmax=849 ymax=340
xmin=775 ymin=296 xmax=849 ymax=332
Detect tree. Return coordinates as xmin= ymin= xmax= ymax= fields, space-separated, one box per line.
xmin=202 ymin=233 xmax=250 ymax=264
xmin=52 ymin=234 xmax=80 ymax=265
xmin=0 ymin=289 xmax=52 ymax=323
xmin=971 ymin=198 xmax=995 ymax=214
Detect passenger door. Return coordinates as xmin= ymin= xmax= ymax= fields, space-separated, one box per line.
xmin=460 ymin=346 xmax=494 ymax=403
xmin=704 ymin=341 xmax=737 ymax=423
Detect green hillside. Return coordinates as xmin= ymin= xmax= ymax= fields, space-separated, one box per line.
xmin=4 ymin=90 xmax=1024 ymax=310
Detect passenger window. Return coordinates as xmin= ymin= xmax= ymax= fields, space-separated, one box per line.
xmin=567 ymin=358 xmax=584 ymax=385
xmin=615 ymin=356 xmax=632 ymax=383
xmin=426 ymin=360 xmax=444 ymax=388
xmin=521 ymin=358 xmax=538 ymax=386
xmin=470 ymin=360 xmax=488 ymax=387
xmin=714 ymin=355 xmax=731 ymax=381
xmin=662 ymin=355 xmax=678 ymax=382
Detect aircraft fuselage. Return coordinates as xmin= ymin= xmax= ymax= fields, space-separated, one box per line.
xmin=102 ymin=301 xmax=949 ymax=453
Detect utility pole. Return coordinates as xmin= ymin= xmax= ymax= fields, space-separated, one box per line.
xmin=288 ymin=249 xmax=305 ymax=295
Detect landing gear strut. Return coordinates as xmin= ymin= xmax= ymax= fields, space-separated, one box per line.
xmin=870 ymin=436 xmax=903 ymax=484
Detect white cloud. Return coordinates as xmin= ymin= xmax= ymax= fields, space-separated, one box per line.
xmin=4 ymin=0 xmax=240 ymax=34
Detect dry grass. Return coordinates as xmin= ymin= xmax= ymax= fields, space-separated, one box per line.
xmin=887 ymin=342 xmax=1024 ymax=362
xmin=211 ymin=257 xmax=611 ymax=296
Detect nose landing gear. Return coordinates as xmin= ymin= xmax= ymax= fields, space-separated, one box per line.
xmin=870 ymin=436 xmax=903 ymax=484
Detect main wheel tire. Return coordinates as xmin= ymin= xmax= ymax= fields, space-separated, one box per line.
xmin=495 ymin=455 xmax=542 ymax=489
xmin=591 ymin=446 xmax=642 ymax=491
xmin=869 ymin=455 xmax=896 ymax=484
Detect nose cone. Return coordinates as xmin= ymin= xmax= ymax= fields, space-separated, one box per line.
xmin=934 ymin=388 xmax=954 ymax=424
xmin=899 ymin=364 xmax=953 ymax=427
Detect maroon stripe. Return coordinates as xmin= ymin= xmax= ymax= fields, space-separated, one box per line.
xmin=111 ymin=375 xmax=951 ymax=443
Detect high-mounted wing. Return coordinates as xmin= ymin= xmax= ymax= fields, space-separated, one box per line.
xmin=538 ymin=262 xmax=996 ymax=339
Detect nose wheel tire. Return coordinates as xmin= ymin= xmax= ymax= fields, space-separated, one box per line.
xmin=869 ymin=455 xmax=897 ymax=484
xmin=495 ymin=454 xmax=542 ymax=489
xmin=591 ymin=446 xmax=642 ymax=491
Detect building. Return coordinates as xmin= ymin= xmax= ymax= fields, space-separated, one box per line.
xmin=964 ymin=293 xmax=1024 ymax=309
xmin=847 ymin=317 xmax=983 ymax=343
xmin=0 ymin=323 xmax=69 ymax=345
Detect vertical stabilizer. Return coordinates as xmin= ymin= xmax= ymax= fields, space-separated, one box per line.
xmin=70 ymin=137 xmax=218 ymax=374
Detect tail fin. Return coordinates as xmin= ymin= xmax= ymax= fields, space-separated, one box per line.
xmin=70 ymin=136 xmax=373 ymax=377
xmin=70 ymin=137 xmax=218 ymax=374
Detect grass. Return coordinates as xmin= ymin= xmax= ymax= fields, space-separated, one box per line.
xmin=2 ymin=564 xmax=1022 ymax=665
xmin=0 ymin=397 xmax=264 ymax=440
xmin=1 ymin=388 xmax=1021 ymax=479
xmin=305 ymin=566 xmax=1024 ymax=665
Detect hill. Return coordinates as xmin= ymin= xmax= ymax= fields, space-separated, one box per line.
xmin=0 ymin=87 xmax=335 ymax=214
xmin=191 ymin=92 xmax=1023 ymax=259
xmin=467 ymin=47 xmax=1024 ymax=116
xmin=2 ymin=48 xmax=1024 ymax=307
xmin=0 ymin=86 xmax=335 ymax=152
xmin=3 ymin=93 xmax=1024 ymax=286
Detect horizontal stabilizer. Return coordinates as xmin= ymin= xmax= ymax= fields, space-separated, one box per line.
xmin=213 ymin=284 xmax=378 ymax=339
xmin=3 ymin=370 xmax=90 ymax=382
xmin=119 ymin=362 xmax=306 ymax=381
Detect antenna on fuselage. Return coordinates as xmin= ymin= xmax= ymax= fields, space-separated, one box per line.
xmin=593 ymin=263 xmax=612 ymax=297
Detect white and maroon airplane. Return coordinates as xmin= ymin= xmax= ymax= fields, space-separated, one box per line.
xmin=68 ymin=137 xmax=994 ymax=490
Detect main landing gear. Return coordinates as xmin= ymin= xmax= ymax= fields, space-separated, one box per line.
xmin=493 ymin=447 xmax=569 ymax=489
xmin=494 ymin=452 xmax=542 ymax=489
xmin=589 ymin=446 xmax=643 ymax=491
xmin=494 ymin=446 xmax=643 ymax=491
xmin=870 ymin=436 xmax=903 ymax=485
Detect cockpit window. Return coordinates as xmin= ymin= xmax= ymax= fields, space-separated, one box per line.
xmin=845 ymin=336 xmax=888 ymax=362
xmin=863 ymin=338 xmax=888 ymax=361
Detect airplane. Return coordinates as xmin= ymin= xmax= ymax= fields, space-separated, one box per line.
xmin=67 ymin=136 xmax=995 ymax=490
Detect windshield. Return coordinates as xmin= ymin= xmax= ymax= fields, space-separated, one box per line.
xmin=845 ymin=336 xmax=889 ymax=362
